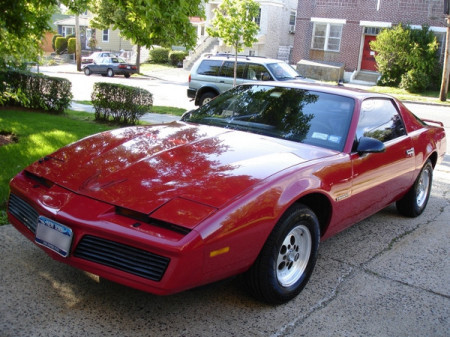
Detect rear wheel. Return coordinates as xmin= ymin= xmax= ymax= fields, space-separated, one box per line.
xmin=84 ymin=67 xmax=91 ymax=76
xmin=199 ymin=92 xmax=216 ymax=106
xmin=396 ymin=160 xmax=433 ymax=217
xmin=107 ymin=68 xmax=114 ymax=77
xmin=124 ymin=73 xmax=130 ymax=78
xmin=245 ymin=203 xmax=320 ymax=304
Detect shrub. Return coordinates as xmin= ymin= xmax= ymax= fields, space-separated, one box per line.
xmin=371 ymin=24 xmax=439 ymax=87
xmin=52 ymin=34 xmax=62 ymax=51
xmin=55 ymin=37 xmax=68 ymax=54
xmin=0 ymin=69 xmax=72 ymax=113
xmin=149 ymin=47 xmax=170 ymax=63
xmin=67 ymin=38 xmax=76 ymax=54
xmin=169 ymin=50 xmax=188 ymax=66
xmin=400 ymin=69 xmax=429 ymax=93
xmin=92 ymin=82 xmax=153 ymax=125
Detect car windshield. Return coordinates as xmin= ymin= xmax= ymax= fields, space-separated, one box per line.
xmin=266 ymin=62 xmax=301 ymax=80
xmin=183 ymin=85 xmax=355 ymax=151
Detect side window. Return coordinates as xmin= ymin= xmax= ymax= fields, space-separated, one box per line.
xmin=356 ymin=99 xmax=406 ymax=142
xmin=246 ymin=64 xmax=270 ymax=80
xmin=197 ymin=60 xmax=223 ymax=76
xmin=219 ymin=61 xmax=246 ymax=78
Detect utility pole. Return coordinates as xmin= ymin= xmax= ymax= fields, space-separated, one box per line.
xmin=75 ymin=14 xmax=82 ymax=72
xmin=440 ymin=2 xmax=450 ymax=101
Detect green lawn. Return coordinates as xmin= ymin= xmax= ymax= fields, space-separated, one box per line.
xmin=0 ymin=109 xmax=117 ymax=224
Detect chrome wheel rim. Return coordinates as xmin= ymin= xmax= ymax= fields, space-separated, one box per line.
xmin=202 ymin=97 xmax=212 ymax=105
xmin=276 ymin=225 xmax=312 ymax=287
xmin=416 ymin=166 xmax=431 ymax=208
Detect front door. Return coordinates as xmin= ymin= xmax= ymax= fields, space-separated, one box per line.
xmin=361 ymin=35 xmax=377 ymax=71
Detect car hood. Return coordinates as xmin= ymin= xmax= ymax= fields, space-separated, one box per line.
xmin=26 ymin=122 xmax=336 ymax=214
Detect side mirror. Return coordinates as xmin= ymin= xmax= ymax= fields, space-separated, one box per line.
xmin=181 ymin=110 xmax=194 ymax=121
xmin=356 ymin=137 xmax=385 ymax=154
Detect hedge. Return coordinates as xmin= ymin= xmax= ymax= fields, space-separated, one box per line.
xmin=149 ymin=47 xmax=170 ymax=63
xmin=55 ymin=37 xmax=67 ymax=55
xmin=169 ymin=51 xmax=188 ymax=66
xmin=0 ymin=69 xmax=72 ymax=113
xmin=67 ymin=38 xmax=76 ymax=54
xmin=92 ymin=82 xmax=153 ymax=125
xmin=52 ymin=34 xmax=62 ymax=51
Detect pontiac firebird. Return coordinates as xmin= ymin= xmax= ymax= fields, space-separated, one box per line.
xmin=8 ymin=83 xmax=446 ymax=304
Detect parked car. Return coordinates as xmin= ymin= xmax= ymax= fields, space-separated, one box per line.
xmin=7 ymin=82 xmax=446 ymax=304
xmin=82 ymin=57 xmax=137 ymax=78
xmin=81 ymin=51 xmax=115 ymax=64
xmin=187 ymin=54 xmax=311 ymax=106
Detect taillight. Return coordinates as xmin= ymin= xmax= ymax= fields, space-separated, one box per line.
xmin=188 ymin=74 xmax=191 ymax=82
xmin=118 ymin=64 xmax=126 ymax=69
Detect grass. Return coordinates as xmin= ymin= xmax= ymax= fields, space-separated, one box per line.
xmin=365 ymin=86 xmax=450 ymax=106
xmin=0 ymin=108 xmax=117 ymax=224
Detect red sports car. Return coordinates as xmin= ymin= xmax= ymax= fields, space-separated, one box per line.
xmin=7 ymin=83 xmax=446 ymax=304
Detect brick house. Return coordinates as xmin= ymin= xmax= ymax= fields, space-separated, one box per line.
xmin=291 ymin=0 xmax=447 ymax=83
xmin=184 ymin=0 xmax=299 ymax=69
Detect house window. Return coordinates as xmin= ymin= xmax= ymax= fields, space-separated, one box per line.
xmin=254 ymin=8 xmax=261 ymax=27
xmin=289 ymin=11 xmax=296 ymax=26
xmin=62 ymin=26 xmax=75 ymax=37
xmin=312 ymin=23 xmax=343 ymax=52
xmin=102 ymin=29 xmax=109 ymax=42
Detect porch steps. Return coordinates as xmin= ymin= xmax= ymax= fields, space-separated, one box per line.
xmin=352 ymin=70 xmax=380 ymax=84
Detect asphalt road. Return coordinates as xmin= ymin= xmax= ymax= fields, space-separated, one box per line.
xmin=1 ymin=67 xmax=449 ymax=336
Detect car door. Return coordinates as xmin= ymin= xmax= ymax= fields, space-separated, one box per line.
xmin=348 ymin=98 xmax=415 ymax=223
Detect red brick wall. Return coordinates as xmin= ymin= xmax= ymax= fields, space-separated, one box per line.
xmin=292 ymin=0 xmax=447 ymax=72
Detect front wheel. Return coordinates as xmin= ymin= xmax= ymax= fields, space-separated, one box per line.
xmin=107 ymin=68 xmax=114 ymax=77
xmin=245 ymin=203 xmax=320 ymax=304
xmin=396 ymin=160 xmax=433 ymax=217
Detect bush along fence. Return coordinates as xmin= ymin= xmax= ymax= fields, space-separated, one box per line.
xmin=92 ymin=82 xmax=153 ymax=124
xmin=0 ymin=69 xmax=72 ymax=113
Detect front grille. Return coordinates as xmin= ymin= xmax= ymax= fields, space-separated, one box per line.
xmin=74 ymin=235 xmax=170 ymax=282
xmin=8 ymin=194 xmax=39 ymax=233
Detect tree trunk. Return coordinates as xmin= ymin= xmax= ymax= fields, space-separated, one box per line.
xmin=75 ymin=14 xmax=82 ymax=72
xmin=136 ymin=45 xmax=141 ymax=73
xmin=233 ymin=42 xmax=238 ymax=87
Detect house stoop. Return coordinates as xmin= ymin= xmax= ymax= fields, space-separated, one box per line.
xmin=350 ymin=70 xmax=380 ymax=85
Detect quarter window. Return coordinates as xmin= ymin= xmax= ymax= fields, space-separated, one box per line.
xmin=197 ymin=60 xmax=222 ymax=76
xmin=356 ymin=99 xmax=406 ymax=143
xmin=312 ymin=23 xmax=343 ymax=52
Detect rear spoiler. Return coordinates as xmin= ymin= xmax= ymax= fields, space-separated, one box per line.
xmin=421 ymin=119 xmax=444 ymax=127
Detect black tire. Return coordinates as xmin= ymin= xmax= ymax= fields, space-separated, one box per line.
xmin=396 ymin=160 xmax=433 ymax=217
xmin=124 ymin=73 xmax=130 ymax=78
xmin=245 ymin=203 xmax=320 ymax=304
xmin=107 ymin=68 xmax=114 ymax=77
xmin=199 ymin=92 xmax=216 ymax=106
xmin=84 ymin=67 xmax=91 ymax=76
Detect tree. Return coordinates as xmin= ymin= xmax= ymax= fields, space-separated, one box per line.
xmin=0 ymin=0 xmax=59 ymax=67
xmin=370 ymin=23 xmax=439 ymax=90
xmin=61 ymin=0 xmax=91 ymax=72
xmin=90 ymin=0 xmax=204 ymax=73
xmin=206 ymin=0 xmax=260 ymax=86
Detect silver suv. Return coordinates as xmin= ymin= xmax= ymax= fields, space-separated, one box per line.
xmin=187 ymin=54 xmax=307 ymax=106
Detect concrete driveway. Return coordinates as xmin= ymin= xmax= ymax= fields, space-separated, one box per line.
xmin=1 ymin=160 xmax=449 ymax=337
xmin=2 ymin=67 xmax=449 ymax=336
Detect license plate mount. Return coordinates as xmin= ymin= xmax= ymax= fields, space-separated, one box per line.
xmin=35 ymin=216 xmax=73 ymax=257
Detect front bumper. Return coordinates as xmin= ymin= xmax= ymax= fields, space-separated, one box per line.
xmin=7 ymin=172 xmax=205 ymax=295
